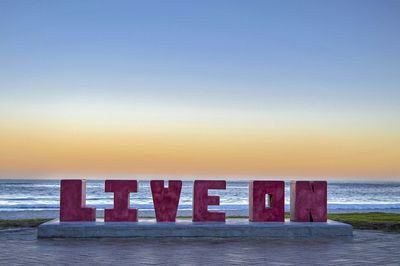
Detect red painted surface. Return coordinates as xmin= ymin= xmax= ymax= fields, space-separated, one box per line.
xmin=59 ymin=179 xmax=329 ymax=223
xmin=151 ymin=180 xmax=182 ymax=222
xmin=290 ymin=181 xmax=327 ymax=222
xmin=60 ymin=180 xmax=96 ymax=222
xmin=104 ymin=180 xmax=138 ymax=222
xmin=249 ymin=181 xmax=285 ymax=222
xmin=192 ymin=180 xmax=226 ymax=222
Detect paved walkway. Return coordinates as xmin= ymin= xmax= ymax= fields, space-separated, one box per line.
xmin=0 ymin=228 xmax=399 ymax=265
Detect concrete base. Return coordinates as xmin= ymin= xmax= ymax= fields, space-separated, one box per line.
xmin=38 ymin=219 xmax=352 ymax=238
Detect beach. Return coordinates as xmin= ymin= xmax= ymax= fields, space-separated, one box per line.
xmin=1 ymin=180 xmax=400 ymax=264
xmin=2 ymin=0 xmax=400 ymax=264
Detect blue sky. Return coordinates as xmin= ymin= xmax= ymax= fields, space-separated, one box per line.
xmin=0 ymin=1 xmax=399 ymax=178
xmin=1 ymin=0 xmax=399 ymax=108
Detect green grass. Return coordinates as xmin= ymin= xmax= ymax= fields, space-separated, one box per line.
xmin=328 ymin=212 xmax=400 ymax=232
xmin=1 ymin=213 xmax=399 ymax=232
xmin=0 ymin=218 xmax=51 ymax=229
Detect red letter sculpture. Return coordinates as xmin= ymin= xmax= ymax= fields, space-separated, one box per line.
xmin=151 ymin=180 xmax=182 ymax=222
xmin=193 ymin=180 xmax=226 ymax=222
xmin=249 ymin=181 xmax=284 ymax=222
xmin=290 ymin=181 xmax=327 ymax=222
xmin=105 ymin=180 xmax=138 ymax=222
xmin=60 ymin=179 xmax=96 ymax=222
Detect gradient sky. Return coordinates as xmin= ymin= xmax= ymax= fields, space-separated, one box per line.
xmin=1 ymin=0 xmax=399 ymax=180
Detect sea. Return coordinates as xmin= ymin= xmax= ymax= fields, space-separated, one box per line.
xmin=0 ymin=180 xmax=399 ymax=218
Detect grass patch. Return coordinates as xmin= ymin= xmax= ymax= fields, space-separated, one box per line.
xmin=0 ymin=218 xmax=51 ymax=229
xmin=328 ymin=212 xmax=400 ymax=232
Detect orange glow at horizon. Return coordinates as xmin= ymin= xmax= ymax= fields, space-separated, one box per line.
xmin=1 ymin=117 xmax=399 ymax=180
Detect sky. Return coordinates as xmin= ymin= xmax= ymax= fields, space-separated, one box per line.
xmin=0 ymin=0 xmax=399 ymax=180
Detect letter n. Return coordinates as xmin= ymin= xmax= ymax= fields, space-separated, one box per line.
xmin=290 ymin=181 xmax=327 ymax=222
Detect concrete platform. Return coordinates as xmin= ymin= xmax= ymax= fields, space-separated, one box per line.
xmin=37 ymin=218 xmax=353 ymax=238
